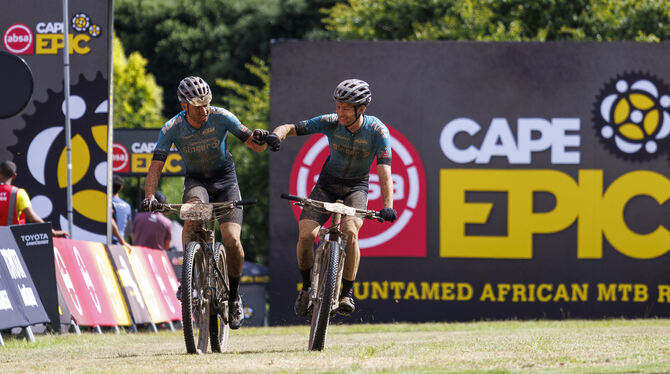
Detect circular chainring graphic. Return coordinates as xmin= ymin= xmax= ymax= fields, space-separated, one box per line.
xmin=71 ymin=13 xmax=91 ymax=32
xmin=9 ymin=73 xmax=109 ymax=239
xmin=88 ymin=24 xmax=101 ymax=38
xmin=593 ymin=72 xmax=670 ymax=161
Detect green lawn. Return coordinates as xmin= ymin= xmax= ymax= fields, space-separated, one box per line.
xmin=1 ymin=319 xmax=669 ymax=373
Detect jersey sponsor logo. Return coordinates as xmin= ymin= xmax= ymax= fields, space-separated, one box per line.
xmin=3 ymin=24 xmax=33 ymax=55
xmin=182 ymin=138 xmax=221 ymax=153
xmin=289 ymin=125 xmax=427 ymax=257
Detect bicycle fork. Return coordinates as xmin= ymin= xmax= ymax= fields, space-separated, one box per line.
xmin=310 ymin=213 xmax=348 ymax=315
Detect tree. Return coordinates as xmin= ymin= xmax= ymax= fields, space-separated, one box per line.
xmin=114 ymin=0 xmax=338 ymax=117
xmin=113 ymin=35 xmax=165 ymax=128
xmin=322 ymin=0 xmax=670 ymax=41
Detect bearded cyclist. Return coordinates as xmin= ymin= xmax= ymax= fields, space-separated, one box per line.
xmin=144 ymin=76 xmax=268 ymax=329
xmin=263 ymin=79 xmax=397 ymax=317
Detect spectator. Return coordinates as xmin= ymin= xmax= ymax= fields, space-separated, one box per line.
xmin=112 ymin=175 xmax=131 ymax=246
xmin=132 ymin=191 xmax=171 ymax=250
xmin=0 ymin=160 xmax=68 ymax=237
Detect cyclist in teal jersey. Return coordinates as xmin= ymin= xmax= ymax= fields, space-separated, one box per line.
xmin=263 ymin=79 xmax=398 ymax=317
xmin=143 ymin=76 xmax=268 ymax=329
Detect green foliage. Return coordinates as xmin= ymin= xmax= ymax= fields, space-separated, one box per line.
xmin=216 ymin=57 xmax=270 ymax=265
xmin=114 ymin=0 xmax=338 ymax=117
xmin=113 ymin=36 xmax=164 ymax=128
xmin=323 ymin=0 xmax=670 ymax=41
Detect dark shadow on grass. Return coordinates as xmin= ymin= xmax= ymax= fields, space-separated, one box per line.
xmin=99 ymin=347 xmax=305 ymax=358
xmin=234 ymin=347 xmax=304 ymax=354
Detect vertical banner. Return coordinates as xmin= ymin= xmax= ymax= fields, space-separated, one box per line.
xmin=0 ymin=226 xmax=49 ymax=329
xmin=269 ymin=41 xmax=670 ymax=324
xmin=106 ymin=244 xmax=152 ymax=325
xmin=0 ymin=0 xmax=112 ymax=242
xmin=9 ymin=223 xmax=60 ymax=331
xmin=53 ymin=238 xmax=130 ymax=326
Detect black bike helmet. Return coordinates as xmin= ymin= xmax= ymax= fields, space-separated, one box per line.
xmin=177 ymin=76 xmax=212 ymax=106
xmin=333 ymin=79 xmax=371 ymax=106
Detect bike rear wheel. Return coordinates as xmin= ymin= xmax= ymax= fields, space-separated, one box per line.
xmin=308 ymin=241 xmax=340 ymax=351
xmin=182 ymin=241 xmax=209 ymax=354
xmin=210 ymin=242 xmax=230 ymax=353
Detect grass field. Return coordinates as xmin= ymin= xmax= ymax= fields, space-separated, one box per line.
xmin=1 ymin=319 xmax=669 ymax=373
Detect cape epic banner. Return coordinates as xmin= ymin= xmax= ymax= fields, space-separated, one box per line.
xmin=0 ymin=0 xmax=112 ymax=242
xmin=269 ymin=41 xmax=670 ymax=324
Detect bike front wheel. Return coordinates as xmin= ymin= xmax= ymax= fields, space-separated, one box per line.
xmin=308 ymin=241 xmax=341 ymax=351
xmin=182 ymin=241 xmax=209 ymax=354
xmin=210 ymin=242 xmax=230 ymax=353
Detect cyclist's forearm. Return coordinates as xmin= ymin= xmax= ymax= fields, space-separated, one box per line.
xmin=271 ymin=124 xmax=296 ymax=140
xmin=377 ymin=164 xmax=394 ymax=209
xmin=145 ymin=160 xmax=164 ymax=198
xmin=111 ymin=218 xmax=125 ymax=245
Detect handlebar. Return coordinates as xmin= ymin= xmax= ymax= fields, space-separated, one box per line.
xmin=280 ymin=193 xmax=305 ymax=202
xmin=154 ymin=199 xmax=256 ymax=210
xmin=235 ymin=199 xmax=257 ymax=207
xmin=280 ymin=193 xmax=384 ymax=222
xmin=153 ymin=199 xmax=257 ymax=221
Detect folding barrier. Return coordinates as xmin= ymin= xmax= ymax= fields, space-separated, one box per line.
xmin=106 ymin=245 xmax=152 ymax=325
xmin=10 ymin=223 xmax=67 ymax=332
xmin=53 ymin=238 xmax=130 ymax=327
xmin=0 ymin=226 xmax=49 ymax=331
xmin=125 ymin=245 xmax=181 ymax=323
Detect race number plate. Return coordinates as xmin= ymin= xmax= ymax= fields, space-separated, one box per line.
xmin=179 ymin=203 xmax=213 ymax=221
xmin=322 ymin=202 xmax=356 ymax=216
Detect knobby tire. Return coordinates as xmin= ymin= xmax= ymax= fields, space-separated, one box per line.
xmin=210 ymin=242 xmax=230 ymax=353
xmin=308 ymin=241 xmax=340 ymax=351
xmin=182 ymin=241 xmax=207 ymax=354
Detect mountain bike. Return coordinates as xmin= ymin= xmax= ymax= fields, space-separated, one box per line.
xmin=155 ymin=199 xmax=255 ymax=354
xmin=280 ymin=193 xmax=384 ymax=351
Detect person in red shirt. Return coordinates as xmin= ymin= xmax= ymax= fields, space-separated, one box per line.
xmin=0 ymin=160 xmax=68 ymax=237
xmin=132 ymin=191 xmax=172 ymax=251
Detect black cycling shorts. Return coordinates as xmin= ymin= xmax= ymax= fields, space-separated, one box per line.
xmin=183 ymin=162 xmax=243 ymax=225
xmin=300 ymin=170 xmax=369 ymax=225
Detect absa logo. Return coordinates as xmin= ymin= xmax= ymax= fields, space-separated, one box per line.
xmin=289 ymin=125 xmax=427 ymax=257
xmin=3 ymin=24 xmax=33 ymax=55
xmin=112 ymin=143 xmax=129 ymax=173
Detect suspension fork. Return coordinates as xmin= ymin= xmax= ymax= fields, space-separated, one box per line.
xmin=310 ymin=211 xmax=342 ymax=303
xmin=330 ymin=211 xmax=347 ymax=308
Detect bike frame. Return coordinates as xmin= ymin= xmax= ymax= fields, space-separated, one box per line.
xmin=310 ymin=204 xmax=348 ymax=317
xmin=156 ymin=199 xmax=255 ymax=354
xmin=280 ymin=193 xmax=382 ymax=351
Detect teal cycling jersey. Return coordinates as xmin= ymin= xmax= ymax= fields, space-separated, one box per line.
xmin=295 ymin=114 xmax=392 ymax=179
xmin=153 ymin=107 xmax=252 ymax=178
